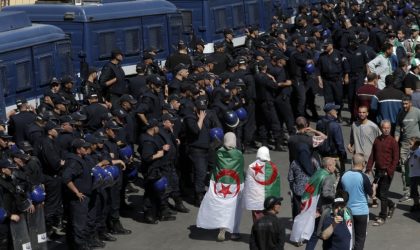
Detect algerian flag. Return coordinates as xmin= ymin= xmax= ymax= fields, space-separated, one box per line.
xmin=244 ymin=160 xmax=281 ymax=211
xmin=196 ymin=147 xmax=244 ymax=233
xmin=290 ymin=168 xmax=330 ymax=243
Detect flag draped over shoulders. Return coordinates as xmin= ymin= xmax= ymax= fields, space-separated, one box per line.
xmin=244 ymin=159 xmax=281 ymax=211
xmin=290 ymin=168 xmax=330 ymax=243
xmin=196 ymin=147 xmax=244 ymax=233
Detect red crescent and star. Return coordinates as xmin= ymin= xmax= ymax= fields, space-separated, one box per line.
xmin=252 ymin=161 xmax=279 ymax=186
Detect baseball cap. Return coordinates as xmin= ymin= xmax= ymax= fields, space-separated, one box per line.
xmin=145 ymin=118 xmax=159 ymax=129
xmin=168 ymin=94 xmax=180 ymax=103
xmin=16 ymin=98 xmax=28 ymax=107
xmin=11 ymin=149 xmax=31 ymax=161
xmin=263 ymin=196 xmax=283 ymax=210
xmin=104 ymin=120 xmax=121 ymax=130
xmin=44 ymin=121 xmax=61 ymax=132
xmin=0 ymin=132 xmax=12 ymax=140
xmin=161 ymin=113 xmax=177 ymax=122
xmin=71 ymin=138 xmax=91 ymax=149
xmin=0 ymin=159 xmax=16 ymax=169
xmin=119 ymin=94 xmax=137 ymax=105
xmin=411 ymin=25 xmax=420 ymax=31
xmin=323 ymin=103 xmax=340 ymax=112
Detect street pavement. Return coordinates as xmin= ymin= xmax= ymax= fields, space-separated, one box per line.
xmin=51 ymin=105 xmax=420 ymax=250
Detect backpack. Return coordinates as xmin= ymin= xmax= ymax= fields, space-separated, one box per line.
xmin=316 ymin=119 xmax=334 ymax=157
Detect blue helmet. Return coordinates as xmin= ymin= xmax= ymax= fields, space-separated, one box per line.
xmin=210 ymin=127 xmax=224 ymax=142
xmin=235 ymin=107 xmax=248 ymax=121
xmin=30 ymin=185 xmax=46 ymax=204
xmin=153 ymin=176 xmax=168 ymax=192
xmin=127 ymin=166 xmax=138 ymax=179
xmin=119 ymin=145 xmax=133 ymax=161
xmin=224 ymin=111 xmax=240 ymax=128
xmin=105 ymin=165 xmax=120 ymax=180
xmin=322 ymin=29 xmax=331 ymax=39
xmin=305 ymin=63 xmax=316 ymax=74
xmin=102 ymin=168 xmax=114 ymax=187
xmin=91 ymin=166 xmax=105 ymax=189
xmin=0 ymin=208 xmax=7 ymax=224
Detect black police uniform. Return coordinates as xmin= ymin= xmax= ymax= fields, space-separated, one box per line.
xmin=136 ymin=89 xmax=164 ymax=125
xmin=232 ymin=68 xmax=257 ymax=148
xmin=210 ymin=50 xmax=230 ymax=75
xmin=25 ymin=122 xmax=45 ymax=151
xmin=82 ymin=102 xmax=109 ymax=132
xmin=8 ymin=111 xmax=36 ymax=146
xmin=59 ymin=88 xmax=79 ymax=113
xmin=138 ymin=131 xmax=169 ymax=222
xmin=165 ymin=52 xmax=192 ymax=74
xmin=62 ymin=152 xmax=92 ymax=249
xmin=127 ymin=74 xmax=148 ymax=101
xmin=254 ymin=70 xmax=284 ymax=147
xmin=343 ymin=42 xmax=370 ymax=121
xmin=318 ymin=49 xmax=349 ymax=114
xmin=289 ymin=48 xmax=312 ymax=117
xmin=37 ymin=134 xmax=63 ymax=234
xmin=99 ymin=61 xmax=127 ymax=105
xmin=183 ymin=109 xmax=220 ymax=204
xmin=268 ymin=63 xmax=295 ymax=135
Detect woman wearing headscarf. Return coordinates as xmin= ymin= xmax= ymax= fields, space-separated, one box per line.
xmin=244 ymin=146 xmax=281 ymax=223
xmin=196 ymin=132 xmax=244 ymax=241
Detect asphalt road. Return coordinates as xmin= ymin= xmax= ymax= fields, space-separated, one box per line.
xmin=51 ymin=102 xmax=420 ymax=250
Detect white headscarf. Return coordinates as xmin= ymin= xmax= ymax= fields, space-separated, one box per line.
xmin=256 ymin=146 xmax=270 ymax=161
xmin=223 ymin=132 xmax=237 ymax=149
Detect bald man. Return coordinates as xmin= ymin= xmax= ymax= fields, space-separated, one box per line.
xmin=339 ymin=153 xmax=373 ymax=250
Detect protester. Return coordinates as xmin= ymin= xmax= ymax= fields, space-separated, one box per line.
xmin=249 ymin=196 xmax=286 ymax=250
xmin=196 ymin=132 xmax=244 ymax=241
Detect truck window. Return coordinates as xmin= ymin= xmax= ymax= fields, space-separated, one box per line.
xmin=16 ymin=61 xmax=32 ymax=92
xmin=247 ymin=2 xmax=259 ymax=25
xmin=232 ymin=4 xmax=245 ymax=29
xmin=169 ymin=15 xmax=183 ymax=44
xmin=0 ymin=67 xmax=8 ymax=97
xmin=58 ymin=42 xmax=73 ymax=76
xmin=214 ymin=8 xmax=227 ymax=32
xmin=124 ymin=29 xmax=141 ymax=56
xmin=147 ymin=26 xmax=163 ymax=51
xmin=99 ymin=31 xmax=116 ymax=59
xmin=180 ymin=10 xmax=192 ymax=34
xmin=39 ymin=55 xmax=53 ymax=87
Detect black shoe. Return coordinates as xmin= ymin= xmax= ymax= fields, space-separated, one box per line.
xmin=109 ymin=220 xmax=132 ymax=235
xmin=159 ymin=214 xmax=176 ymax=221
xmin=76 ymin=244 xmax=92 ymax=250
xmin=410 ymin=204 xmax=420 ymax=212
xmin=174 ymin=201 xmax=190 ymax=213
xmin=88 ymin=238 xmax=106 ymax=248
xmin=144 ymin=216 xmax=159 ymax=224
xmin=98 ymin=232 xmax=117 ymax=242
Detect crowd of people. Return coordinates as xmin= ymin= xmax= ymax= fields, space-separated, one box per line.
xmin=0 ymin=0 xmax=419 ymax=249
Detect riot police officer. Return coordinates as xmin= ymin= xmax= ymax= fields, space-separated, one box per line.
xmin=8 ymin=98 xmax=36 ymax=145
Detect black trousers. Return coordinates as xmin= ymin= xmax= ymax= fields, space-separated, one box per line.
xmin=292 ymin=80 xmax=306 ymax=117
xmin=275 ymin=95 xmax=295 ymax=134
xmin=44 ymin=175 xmax=63 ymax=229
xmin=258 ymin=101 xmax=283 ymax=141
xmin=243 ymin=101 xmax=256 ymax=145
xmin=323 ymin=80 xmax=343 ymax=110
xmin=143 ymin=180 xmax=165 ymax=219
xmin=162 ymin=162 xmax=181 ymax=198
xmin=353 ymin=214 xmax=368 ymax=250
xmin=377 ymin=173 xmax=394 ymax=219
xmin=68 ymin=197 xmax=89 ymax=247
xmin=291 ymin=194 xmax=301 ymax=219
xmin=108 ymin=170 xmax=122 ymax=221
xmin=188 ymin=148 xmax=208 ymax=194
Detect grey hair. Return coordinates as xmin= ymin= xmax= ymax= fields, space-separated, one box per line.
xmin=322 ymin=157 xmax=335 ymax=168
xmin=380 ymin=119 xmax=391 ymax=127
xmin=352 ymin=153 xmax=365 ymax=167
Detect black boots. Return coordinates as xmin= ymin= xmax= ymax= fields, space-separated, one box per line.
xmin=109 ymin=219 xmax=132 ymax=235
xmin=98 ymin=232 xmax=117 ymax=242
xmin=88 ymin=233 xmax=106 ymax=249
xmin=160 ymin=207 xmax=176 ymax=221
xmin=174 ymin=197 xmax=190 ymax=213
xmin=194 ymin=193 xmax=204 ymax=207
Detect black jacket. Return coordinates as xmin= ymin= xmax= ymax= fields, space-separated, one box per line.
xmin=249 ymin=213 xmax=286 ymax=250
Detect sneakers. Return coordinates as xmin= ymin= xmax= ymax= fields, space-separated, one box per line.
xmin=217 ymin=228 xmax=226 ymax=241
xmin=387 ymin=204 xmax=397 ymax=219
xmin=371 ymin=198 xmax=378 ymax=208
xmin=399 ymin=194 xmax=412 ymax=203
xmin=372 ymin=218 xmax=385 ymax=226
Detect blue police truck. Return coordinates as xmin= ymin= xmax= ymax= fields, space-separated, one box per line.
xmin=4 ymin=0 xmax=186 ymax=76
xmin=0 ymin=11 xmax=72 ymax=118
xmin=169 ymin=0 xmax=278 ymax=53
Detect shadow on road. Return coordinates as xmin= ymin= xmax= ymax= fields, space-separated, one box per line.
xmin=187 ymin=225 xmax=251 ymax=243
